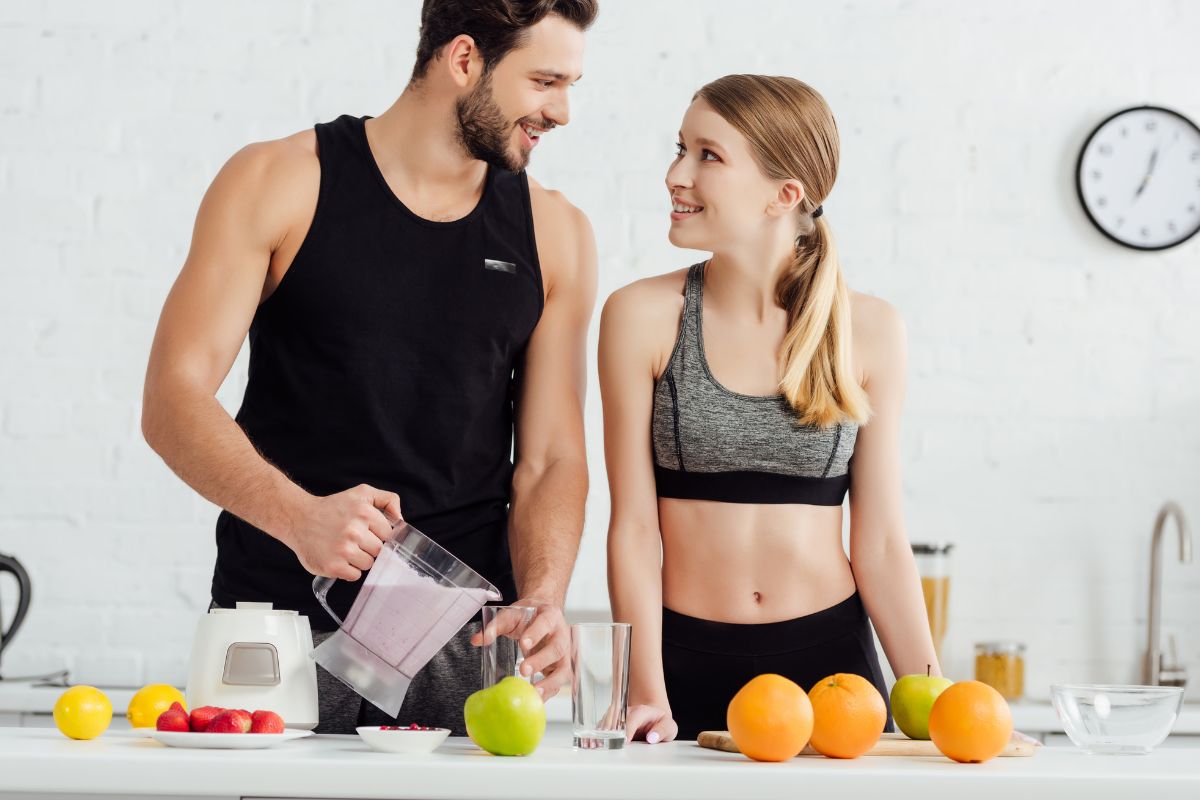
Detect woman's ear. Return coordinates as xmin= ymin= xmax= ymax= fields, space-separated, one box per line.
xmin=767 ymin=179 xmax=806 ymax=218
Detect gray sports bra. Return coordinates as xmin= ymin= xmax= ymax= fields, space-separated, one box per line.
xmin=651 ymin=262 xmax=858 ymax=505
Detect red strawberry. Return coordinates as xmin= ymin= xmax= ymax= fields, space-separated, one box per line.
xmin=250 ymin=710 xmax=285 ymax=734
xmin=188 ymin=706 xmax=225 ymax=733
xmin=156 ymin=706 xmax=190 ymax=732
xmin=206 ymin=709 xmax=251 ymax=734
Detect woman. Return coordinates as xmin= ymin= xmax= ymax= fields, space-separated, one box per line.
xmin=601 ymin=75 xmax=941 ymax=743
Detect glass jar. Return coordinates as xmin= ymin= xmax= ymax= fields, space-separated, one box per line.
xmin=912 ymin=543 xmax=953 ymax=659
xmin=975 ymin=641 xmax=1026 ymax=700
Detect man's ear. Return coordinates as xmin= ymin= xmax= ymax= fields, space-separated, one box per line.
xmin=767 ymin=179 xmax=806 ymax=218
xmin=443 ymin=34 xmax=484 ymax=89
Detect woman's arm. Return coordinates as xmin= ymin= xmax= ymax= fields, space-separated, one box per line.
xmin=846 ymin=295 xmax=943 ymax=679
xmin=600 ymin=282 xmax=678 ymax=743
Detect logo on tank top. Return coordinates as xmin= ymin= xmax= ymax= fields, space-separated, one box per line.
xmin=483 ymin=258 xmax=517 ymax=275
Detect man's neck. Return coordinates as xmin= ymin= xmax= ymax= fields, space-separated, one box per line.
xmin=367 ymin=87 xmax=488 ymax=193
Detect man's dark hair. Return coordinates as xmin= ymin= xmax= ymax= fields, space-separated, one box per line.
xmin=411 ymin=0 xmax=598 ymax=82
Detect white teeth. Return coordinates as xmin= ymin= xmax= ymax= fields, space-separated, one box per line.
xmin=672 ymin=202 xmax=702 ymax=213
xmin=522 ymin=124 xmax=541 ymax=138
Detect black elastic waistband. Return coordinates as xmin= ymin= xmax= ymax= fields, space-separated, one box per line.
xmin=662 ymin=592 xmax=867 ymax=656
xmin=654 ymin=465 xmax=849 ymax=505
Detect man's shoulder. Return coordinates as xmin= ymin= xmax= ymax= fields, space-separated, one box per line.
xmin=203 ymin=130 xmax=320 ymax=237
xmin=524 ymin=176 xmax=596 ymax=293
xmin=526 ymin=175 xmax=589 ymax=236
xmin=228 ymin=130 xmax=318 ymax=189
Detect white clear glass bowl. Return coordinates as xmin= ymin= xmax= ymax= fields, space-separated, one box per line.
xmin=1050 ymin=684 xmax=1183 ymax=754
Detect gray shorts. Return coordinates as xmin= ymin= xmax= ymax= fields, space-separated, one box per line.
xmin=209 ymin=601 xmax=480 ymax=735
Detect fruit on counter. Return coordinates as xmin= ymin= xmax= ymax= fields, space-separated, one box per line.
xmin=464 ymin=676 xmax=546 ymax=756
xmin=156 ymin=702 xmax=190 ymax=732
xmin=807 ymin=673 xmax=887 ymax=759
xmin=889 ymin=665 xmax=954 ymax=740
xmin=928 ymin=680 xmax=1012 ymax=763
xmin=125 ymin=683 xmax=187 ymax=729
xmin=726 ymin=674 xmax=813 ymax=762
xmin=188 ymin=705 xmax=225 ymax=732
xmin=53 ymin=685 xmax=113 ymax=741
xmin=206 ymin=709 xmax=252 ymax=733
xmin=250 ymin=710 xmax=286 ymax=734
xmin=381 ymin=724 xmax=438 ymax=731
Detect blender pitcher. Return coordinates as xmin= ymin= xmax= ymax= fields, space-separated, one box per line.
xmin=310 ymin=521 xmax=501 ymax=716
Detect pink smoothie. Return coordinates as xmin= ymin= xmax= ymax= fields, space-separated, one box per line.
xmin=340 ymin=549 xmax=492 ymax=676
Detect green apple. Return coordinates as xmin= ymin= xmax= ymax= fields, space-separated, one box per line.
xmin=890 ymin=668 xmax=954 ymax=740
xmin=464 ymin=676 xmax=546 ymax=756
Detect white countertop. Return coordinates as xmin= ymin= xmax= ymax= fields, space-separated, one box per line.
xmin=0 ymin=727 xmax=1198 ymax=800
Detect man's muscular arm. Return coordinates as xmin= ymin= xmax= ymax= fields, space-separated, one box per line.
xmin=142 ymin=138 xmax=398 ymax=582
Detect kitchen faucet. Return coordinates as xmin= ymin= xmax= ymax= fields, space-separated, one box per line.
xmin=1145 ymin=501 xmax=1192 ymax=687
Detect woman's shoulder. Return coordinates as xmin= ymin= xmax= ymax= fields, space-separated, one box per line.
xmin=602 ymin=265 xmax=691 ymax=323
xmin=599 ymin=266 xmax=694 ymax=374
xmin=848 ymin=290 xmax=907 ymax=380
xmin=849 ymin=290 xmax=904 ymax=334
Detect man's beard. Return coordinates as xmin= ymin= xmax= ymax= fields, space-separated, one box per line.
xmin=455 ymin=71 xmax=527 ymax=172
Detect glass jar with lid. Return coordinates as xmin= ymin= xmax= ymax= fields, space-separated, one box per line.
xmin=974 ymin=641 xmax=1026 ymax=700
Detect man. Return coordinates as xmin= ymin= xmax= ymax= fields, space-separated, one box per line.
xmin=142 ymin=0 xmax=598 ymax=734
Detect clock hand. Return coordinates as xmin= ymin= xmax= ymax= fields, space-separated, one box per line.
xmin=1134 ymin=147 xmax=1160 ymax=200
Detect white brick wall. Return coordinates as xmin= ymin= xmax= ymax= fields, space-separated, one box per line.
xmin=2 ymin=1 xmax=1198 ymax=702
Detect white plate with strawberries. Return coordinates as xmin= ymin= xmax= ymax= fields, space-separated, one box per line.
xmin=146 ymin=704 xmax=312 ymax=749
xmin=149 ymin=728 xmax=314 ymax=750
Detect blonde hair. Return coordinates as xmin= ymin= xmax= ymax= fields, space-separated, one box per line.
xmin=695 ymin=75 xmax=870 ymax=428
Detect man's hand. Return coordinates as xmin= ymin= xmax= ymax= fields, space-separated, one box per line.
xmin=471 ymin=597 xmax=571 ymax=700
xmin=283 ymin=484 xmax=401 ymax=581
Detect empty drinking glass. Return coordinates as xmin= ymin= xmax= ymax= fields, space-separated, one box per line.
xmin=571 ymin=622 xmax=631 ymax=750
xmin=479 ymin=605 xmax=537 ymax=688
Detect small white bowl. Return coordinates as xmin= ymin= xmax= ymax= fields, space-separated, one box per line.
xmin=356 ymin=726 xmax=451 ymax=754
xmin=1050 ymin=684 xmax=1183 ymax=754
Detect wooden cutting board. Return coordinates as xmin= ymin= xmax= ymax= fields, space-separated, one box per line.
xmin=698 ymin=731 xmax=1036 ymax=757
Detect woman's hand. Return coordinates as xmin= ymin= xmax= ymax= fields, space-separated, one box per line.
xmin=625 ymin=702 xmax=678 ymax=744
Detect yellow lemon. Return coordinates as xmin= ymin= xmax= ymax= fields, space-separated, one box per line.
xmin=53 ymin=686 xmax=112 ymax=740
xmin=126 ymin=683 xmax=187 ymax=729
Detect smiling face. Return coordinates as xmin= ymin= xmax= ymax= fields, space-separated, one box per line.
xmin=455 ymin=15 xmax=584 ymax=171
xmin=665 ymin=98 xmax=801 ymax=253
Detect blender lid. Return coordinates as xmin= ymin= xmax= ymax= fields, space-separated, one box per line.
xmin=910 ymin=542 xmax=954 ymax=554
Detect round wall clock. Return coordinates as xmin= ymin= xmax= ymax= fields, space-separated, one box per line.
xmin=1076 ymin=105 xmax=1200 ymax=251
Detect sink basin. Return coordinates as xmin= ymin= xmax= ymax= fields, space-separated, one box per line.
xmin=1050 ymin=684 xmax=1184 ymax=754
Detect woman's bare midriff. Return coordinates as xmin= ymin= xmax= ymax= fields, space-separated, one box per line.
xmin=659 ymin=497 xmax=857 ymax=624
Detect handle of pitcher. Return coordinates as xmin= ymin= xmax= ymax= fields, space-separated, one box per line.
xmin=312 ymin=576 xmax=345 ymax=628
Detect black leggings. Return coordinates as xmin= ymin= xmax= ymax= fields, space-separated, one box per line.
xmin=662 ymin=591 xmax=894 ymax=740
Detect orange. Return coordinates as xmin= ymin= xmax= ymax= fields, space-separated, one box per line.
xmin=807 ymin=673 xmax=887 ymax=758
xmin=928 ymin=680 xmax=1012 ymax=763
xmin=726 ymin=674 xmax=814 ymax=762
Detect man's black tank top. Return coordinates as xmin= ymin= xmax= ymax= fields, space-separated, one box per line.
xmin=211 ymin=114 xmax=542 ymax=630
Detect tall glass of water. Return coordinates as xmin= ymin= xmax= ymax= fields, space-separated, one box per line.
xmin=571 ymin=622 xmax=631 ymax=750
